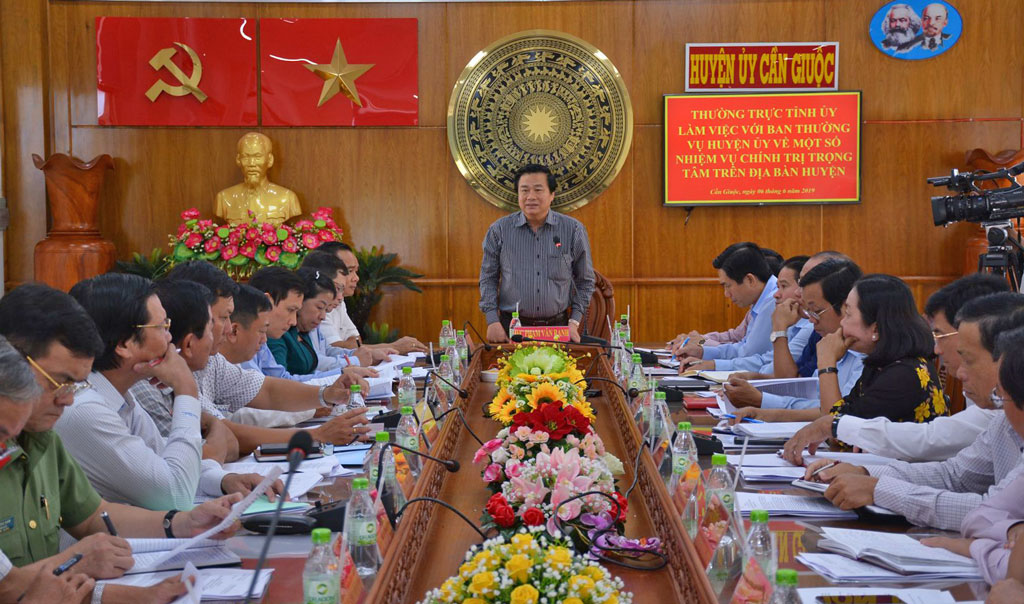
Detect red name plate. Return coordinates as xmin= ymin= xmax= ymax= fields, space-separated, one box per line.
xmin=512 ymin=326 xmax=570 ymax=342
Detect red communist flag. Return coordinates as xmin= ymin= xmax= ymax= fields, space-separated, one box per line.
xmin=96 ymin=17 xmax=258 ymax=126
xmin=260 ymin=18 xmax=418 ymax=126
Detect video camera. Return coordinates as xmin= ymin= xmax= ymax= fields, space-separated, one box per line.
xmin=928 ymin=160 xmax=1024 ymax=226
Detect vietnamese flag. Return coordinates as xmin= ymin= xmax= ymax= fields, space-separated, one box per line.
xmin=96 ymin=17 xmax=258 ymax=126
xmin=260 ymin=18 xmax=418 ymax=127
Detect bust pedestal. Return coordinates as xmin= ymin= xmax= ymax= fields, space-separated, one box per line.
xmin=32 ymin=153 xmax=116 ymax=291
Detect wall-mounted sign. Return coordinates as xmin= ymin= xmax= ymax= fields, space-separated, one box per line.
xmin=869 ymin=1 xmax=962 ymax=59
xmin=448 ymin=30 xmax=632 ymax=213
xmin=96 ymin=17 xmax=258 ymax=126
xmin=685 ymin=43 xmax=838 ymax=93
xmin=664 ymin=92 xmax=861 ymax=207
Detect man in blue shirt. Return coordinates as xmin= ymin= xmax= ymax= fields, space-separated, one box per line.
xmin=678 ymin=242 xmax=777 ymax=367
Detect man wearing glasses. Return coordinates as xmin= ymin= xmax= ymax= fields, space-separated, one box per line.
xmin=0 ymin=283 xmax=243 ymax=603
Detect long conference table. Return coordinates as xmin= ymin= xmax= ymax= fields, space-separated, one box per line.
xmin=227 ymin=343 xmax=984 ymax=603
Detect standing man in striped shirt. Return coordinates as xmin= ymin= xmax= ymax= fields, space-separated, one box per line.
xmin=480 ymin=164 xmax=596 ymax=344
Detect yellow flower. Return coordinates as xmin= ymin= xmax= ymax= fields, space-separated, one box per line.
xmin=511 ymin=533 xmax=534 ymax=553
xmin=581 ymin=565 xmax=605 ymax=581
xmin=931 ymin=387 xmax=948 ymax=416
xmin=472 ymin=550 xmax=499 ymax=571
xmin=440 ymin=578 xmax=461 ymax=599
xmin=459 ymin=562 xmax=475 ymax=579
xmin=606 ymin=594 xmax=619 ymax=604
xmin=527 ymin=382 xmax=566 ymax=409
xmin=916 ymin=365 xmax=930 ymax=390
xmin=569 ymin=575 xmax=595 ymax=596
xmin=490 ymin=389 xmax=513 ymax=419
xmin=545 ymin=546 xmax=573 ymax=571
xmin=571 ymin=399 xmax=595 ymax=421
xmin=504 ymin=553 xmax=533 ymax=582
xmin=510 ymin=584 xmax=540 ymax=604
xmin=468 ymin=571 xmax=496 ymax=595
xmin=497 ymin=400 xmax=519 ymax=424
xmin=464 ymin=600 xmax=487 ymax=604
xmin=913 ymin=400 xmax=932 ymax=423
xmin=563 ymin=599 xmax=584 ymax=604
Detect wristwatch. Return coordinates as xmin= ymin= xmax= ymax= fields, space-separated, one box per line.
xmin=769 ymin=330 xmax=788 ymax=343
xmin=317 ymin=385 xmax=330 ymax=407
xmin=831 ymin=415 xmax=843 ymax=440
xmin=163 ymin=510 xmax=179 ymax=538
xmin=819 ymin=366 xmax=839 ymax=375
xmin=568 ymin=319 xmax=580 ymax=328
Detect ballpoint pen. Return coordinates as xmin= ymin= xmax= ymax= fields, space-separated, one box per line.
xmin=721 ymin=413 xmax=764 ymax=423
xmin=810 ymin=460 xmax=840 ymax=480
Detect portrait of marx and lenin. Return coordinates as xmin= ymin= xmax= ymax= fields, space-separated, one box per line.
xmin=870 ymin=1 xmax=962 ymax=60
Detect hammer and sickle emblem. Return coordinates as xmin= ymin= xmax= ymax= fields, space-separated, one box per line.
xmin=145 ymin=42 xmax=208 ymax=103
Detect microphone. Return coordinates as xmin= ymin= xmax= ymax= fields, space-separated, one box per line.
xmin=463 ymin=321 xmax=494 ymax=356
xmin=577 ymin=376 xmax=643 ymax=400
xmin=431 ymin=406 xmax=485 ymax=446
xmin=426 ymin=369 xmax=469 ymax=399
xmin=390 ymin=442 xmax=460 ymax=472
xmin=244 ymin=431 xmax=312 ymax=604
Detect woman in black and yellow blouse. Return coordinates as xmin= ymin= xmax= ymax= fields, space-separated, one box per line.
xmin=736 ymin=273 xmax=947 ymax=426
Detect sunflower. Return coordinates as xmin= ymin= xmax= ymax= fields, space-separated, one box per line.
xmin=526 ymin=382 xmax=566 ymax=409
xmin=496 ymin=400 xmax=519 ymax=424
xmin=571 ymin=398 xmax=596 ymax=421
xmin=489 ymin=389 xmax=513 ymax=419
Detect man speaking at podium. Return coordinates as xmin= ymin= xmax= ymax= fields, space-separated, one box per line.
xmin=479 ymin=164 xmax=595 ymax=344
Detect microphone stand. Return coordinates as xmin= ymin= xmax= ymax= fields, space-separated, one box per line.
xmin=430 ymin=405 xmax=485 ymax=446
xmin=426 ymin=369 xmax=469 ymax=399
xmin=463 ymin=321 xmax=494 ymax=362
xmin=395 ymin=498 xmax=490 ymax=541
xmin=375 ymin=441 xmax=462 ymax=528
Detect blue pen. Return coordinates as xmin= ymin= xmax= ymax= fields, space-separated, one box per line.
xmin=722 ymin=413 xmax=764 ymax=423
xmin=672 ymin=337 xmax=690 ymax=363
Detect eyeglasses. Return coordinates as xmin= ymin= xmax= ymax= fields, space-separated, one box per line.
xmin=25 ymin=355 xmax=92 ymax=398
xmin=135 ymin=318 xmax=172 ymax=331
xmin=933 ymin=330 xmax=958 ymax=340
xmin=991 ymin=387 xmax=1007 ymax=408
xmin=802 ymin=305 xmax=834 ymax=321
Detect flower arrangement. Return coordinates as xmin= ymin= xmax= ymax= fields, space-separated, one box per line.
xmin=167 ymin=207 xmax=345 ymax=279
xmin=489 ymin=346 xmax=591 ymax=425
xmin=417 ymin=528 xmax=633 ymax=604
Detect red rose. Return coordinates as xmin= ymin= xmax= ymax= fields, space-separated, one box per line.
xmin=521 ymin=507 xmax=545 ymax=526
xmin=613 ymin=492 xmax=628 ymax=522
xmin=485 ymin=493 xmax=516 ymax=528
xmin=512 ymin=402 xmax=587 ymax=441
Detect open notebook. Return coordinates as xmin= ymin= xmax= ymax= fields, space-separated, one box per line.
xmin=815 ymin=527 xmax=980 ymax=577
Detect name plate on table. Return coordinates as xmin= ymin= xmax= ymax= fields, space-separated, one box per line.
xmin=512 ymin=326 xmax=570 ymax=342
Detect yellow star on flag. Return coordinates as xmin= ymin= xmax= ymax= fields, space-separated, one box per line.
xmin=304 ymin=38 xmax=374 ymax=108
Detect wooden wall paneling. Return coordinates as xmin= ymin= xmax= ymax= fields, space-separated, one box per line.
xmin=823 ymin=121 xmax=1021 ymax=276
xmin=48 ymin=2 xmax=71 ymax=154
xmin=2 ymin=0 xmax=50 ymax=286
xmin=632 ymin=0 xmax=827 ymax=126
xmin=257 ymin=2 xmax=448 ymax=128
xmin=630 ymin=125 xmax=824 ymax=278
xmin=824 ymin=0 xmax=1024 ymax=121
xmin=369 ymin=284 xmax=450 ymax=344
xmin=633 ymin=283 xmax=742 ymax=344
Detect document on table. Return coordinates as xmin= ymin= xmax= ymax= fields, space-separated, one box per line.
xmin=658 ymin=357 xmax=681 ymax=369
xmin=224 ymin=454 xmax=340 ymax=477
xmin=645 ymin=366 xmax=679 ymax=376
xmin=731 ymin=422 xmax=810 ymax=439
xmin=797 ymin=552 xmax=980 ymax=582
xmin=796 ymin=587 xmax=957 ymax=604
xmin=730 ymin=452 xmax=897 ymax=467
xmin=126 ymin=539 xmax=241 ymax=574
xmin=241 ymin=497 xmax=312 ymax=517
xmin=740 ymin=466 xmax=806 ymax=482
xmin=634 ymin=347 xmax=671 ymax=356
xmin=734 ymin=492 xmax=857 ymax=519
xmin=817 ymin=527 xmax=980 ymax=576
xmin=789 ymin=480 xmax=902 ymax=517
xmin=749 ymin=377 xmax=819 ymax=399
xmin=139 ymin=468 xmax=282 ymax=571
xmin=102 ymin=568 xmax=274 ymax=601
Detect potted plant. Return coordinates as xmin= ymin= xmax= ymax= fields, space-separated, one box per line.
xmin=347 ymin=246 xmax=423 ymax=342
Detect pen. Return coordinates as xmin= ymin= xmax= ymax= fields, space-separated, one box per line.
xmin=722 ymin=413 xmax=764 ymax=423
xmin=671 ymin=337 xmax=690 ymax=362
xmin=101 ymin=511 xmax=118 ymax=536
xmin=810 ymin=460 xmax=840 ymax=480
xmin=40 ymin=496 xmax=50 ymax=520
xmin=53 ymin=554 xmax=83 ymax=576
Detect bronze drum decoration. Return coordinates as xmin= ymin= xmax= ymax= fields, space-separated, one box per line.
xmin=448 ymin=30 xmax=633 ymax=213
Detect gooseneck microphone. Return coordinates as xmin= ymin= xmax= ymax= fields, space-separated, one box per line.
xmin=390 ymin=442 xmax=460 ymax=473
xmin=430 ymin=406 xmax=485 ymax=446
xmin=463 ymin=321 xmax=494 ymax=358
xmin=244 ymin=431 xmax=314 ymax=604
xmin=426 ymin=369 xmax=469 ymax=399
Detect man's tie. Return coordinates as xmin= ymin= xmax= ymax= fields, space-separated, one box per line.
xmin=929 ymin=39 xmax=937 ymax=50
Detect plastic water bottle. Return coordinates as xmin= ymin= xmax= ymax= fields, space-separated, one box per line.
xmin=770 ymin=569 xmax=799 ymax=604
xmin=455 ymin=330 xmax=469 ymax=368
xmin=619 ymin=342 xmax=635 ymax=381
xmin=397 ymin=367 xmax=416 ymax=409
xmin=379 ymin=439 xmax=408 ymax=520
xmin=669 ymin=422 xmax=697 ymax=483
xmin=343 ymin=384 xmax=365 ymax=412
xmin=508 ymin=312 xmax=521 ymax=339
xmin=344 ymin=478 xmax=381 ymax=582
xmin=437 ymin=355 xmax=455 ymax=410
xmin=618 ymin=314 xmax=631 ymax=344
xmin=363 ymin=432 xmax=390 ymax=489
xmin=707 ymin=453 xmax=736 ymax=512
xmin=610 ymin=327 xmax=623 ymax=379
xmin=303 ymin=528 xmax=340 ymax=604
xmin=445 ymin=339 xmax=461 ymax=381
xmin=747 ymin=509 xmax=777 ymax=585
xmin=396 ymin=405 xmax=421 ymax=478
xmin=438 ymin=320 xmax=454 ymax=351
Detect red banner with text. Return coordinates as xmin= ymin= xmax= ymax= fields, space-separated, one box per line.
xmin=96 ymin=17 xmax=258 ymax=126
xmin=685 ymin=43 xmax=839 ymax=92
xmin=260 ymin=18 xmax=418 ymax=126
xmin=664 ymin=92 xmax=861 ymax=206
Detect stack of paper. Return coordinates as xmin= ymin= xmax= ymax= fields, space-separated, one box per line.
xmin=798 ymin=551 xmax=980 ymax=582
xmin=224 ymin=454 xmax=340 ymax=477
xmin=735 ymin=492 xmax=858 ymax=519
xmin=731 ymin=422 xmax=809 ymax=439
xmin=740 ymin=466 xmax=806 ymax=482
xmin=102 ymin=568 xmax=274 ymax=600
xmin=680 ymin=370 xmax=739 ymax=383
xmin=127 ymin=539 xmax=241 ymax=574
xmin=789 ymin=480 xmax=901 ymax=517
xmin=816 ymin=527 xmax=982 ymax=578
xmin=796 ymin=587 xmax=956 ymax=604
xmin=714 ymin=433 xmax=783 ymax=452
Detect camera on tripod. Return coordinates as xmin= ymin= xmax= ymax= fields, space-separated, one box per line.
xmin=928 ymin=160 xmax=1024 ymax=226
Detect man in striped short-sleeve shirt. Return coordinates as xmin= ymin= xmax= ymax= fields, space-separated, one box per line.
xmin=479 ymin=164 xmax=595 ymax=344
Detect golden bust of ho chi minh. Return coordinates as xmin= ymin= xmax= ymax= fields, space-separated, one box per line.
xmin=215 ymin=132 xmax=301 ymax=226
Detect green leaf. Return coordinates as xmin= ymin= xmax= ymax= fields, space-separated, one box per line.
xmin=217 ymin=227 xmax=230 ymax=238
xmin=201 ymin=250 xmax=220 ymax=261
xmin=172 ymin=243 xmax=195 ymax=261
xmin=280 ymin=252 xmax=300 ymax=269
xmin=228 ymin=255 xmax=248 ymax=267
xmin=255 ymin=247 xmax=270 ymax=266
xmin=276 ymin=228 xmax=288 ymax=241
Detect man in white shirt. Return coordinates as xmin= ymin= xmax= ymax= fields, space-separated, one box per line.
xmin=58 ymin=273 xmax=279 ymax=510
xmin=806 ymin=293 xmax=1024 ymax=531
xmin=782 ymin=273 xmax=1010 ymax=463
